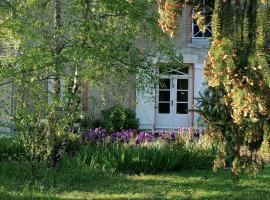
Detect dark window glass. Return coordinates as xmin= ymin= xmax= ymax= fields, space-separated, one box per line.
xmin=159 ymin=79 xmax=170 ymax=89
xmin=192 ymin=0 xmax=213 ymax=38
xmin=159 ymin=91 xmax=170 ymax=101
xmin=177 ymin=91 xmax=188 ymax=102
xmin=193 ymin=25 xmax=203 ymax=37
xmin=204 ymin=30 xmax=212 ymax=37
xmin=180 ymin=67 xmax=189 ymax=74
xmin=159 ymin=103 xmax=170 ymax=113
xmin=177 ymin=103 xmax=188 ymax=114
xmin=177 ymin=79 xmax=188 ymax=90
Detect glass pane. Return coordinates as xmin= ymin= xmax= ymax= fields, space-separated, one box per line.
xmin=159 ymin=91 xmax=170 ymax=101
xmin=177 ymin=103 xmax=188 ymax=114
xmin=159 ymin=79 xmax=170 ymax=89
xmin=205 ymin=30 xmax=212 ymax=37
xmin=180 ymin=67 xmax=189 ymax=74
xmin=177 ymin=91 xmax=188 ymax=102
xmin=159 ymin=103 xmax=170 ymax=114
xmin=177 ymin=79 xmax=188 ymax=90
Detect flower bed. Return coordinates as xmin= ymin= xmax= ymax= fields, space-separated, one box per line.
xmin=82 ymin=127 xmax=205 ymax=145
xmin=79 ymin=127 xmax=215 ymax=173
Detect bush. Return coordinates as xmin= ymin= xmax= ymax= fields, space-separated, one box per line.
xmin=102 ymin=105 xmax=139 ymax=133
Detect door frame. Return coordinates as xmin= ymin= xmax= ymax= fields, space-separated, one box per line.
xmin=155 ymin=67 xmax=194 ymax=129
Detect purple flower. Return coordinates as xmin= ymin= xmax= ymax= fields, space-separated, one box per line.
xmin=138 ymin=132 xmax=145 ymax=141
xmin=82 ymin=127 xmax=107 ymax=143
xmin=145 ymin=133 xmax=154 ymax=142
xmin=135 ymin=132 xmax=145 ymax=144
xmin=111 ymin=132 xmax=120 ymax=143
xmin=169 ymin=131 xmax=176 ymax=141
xmin=159 ymin=131 xmax=164 ymax=139
xmin=111 ymin=130 xmax=133 ymax=143
xmin=135 ymin=138 xmax=141 ymax=145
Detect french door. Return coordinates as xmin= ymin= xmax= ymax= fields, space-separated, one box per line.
xmin=156 ymin=75 xmax=192 ymax=128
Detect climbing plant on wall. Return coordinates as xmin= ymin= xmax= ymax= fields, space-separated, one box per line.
xmin=159 ymin=0 xmax=270 ymax=181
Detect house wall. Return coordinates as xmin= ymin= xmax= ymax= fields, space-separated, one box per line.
xmin=0 ymin=83 xmax=13 ymax=134
xmin=83 ymin=77 xmax=136 ymax=121
xmin=0 ymin=44 xmax=14 ymax=134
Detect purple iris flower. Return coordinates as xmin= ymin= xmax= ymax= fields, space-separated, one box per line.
xmin=159 ymin=131 xmax=164 ymax=139
xmin=111 ymin=130 xmax=133 ymax=143
xmin=169 ymin=131 xmax=176 ymax=141
xmin=145 ymin=133 xmax=154 ymax=142
xmin=138 ymin=132 xmax=145 ymax=141
xmin=135 ymin=132 xmax=145 ymax=144
xmin=82 ymin=127 xmax=107 ymax=143
xmin=135 ymin=139 xmax=140 ymax=145
xmin=111 ymin=132 xmax=120 ymax=143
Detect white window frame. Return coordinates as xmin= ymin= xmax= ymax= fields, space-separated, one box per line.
xmin=192 ymin=0 xmax=212 ymax=41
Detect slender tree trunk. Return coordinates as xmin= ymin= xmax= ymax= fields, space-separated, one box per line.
xmin=49 ymin=0 xmax=62 ymax=168
xmin=53 ymin=0 xmax=62 ymax=99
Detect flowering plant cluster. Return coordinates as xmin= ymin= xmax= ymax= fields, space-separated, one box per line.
xmin=82 ymin=128 xmax=107 ymax=143
xmin=82 ymin=127 xmax=204 ymax=145
xmin=111 ymin=130 xmax=133 ymax=143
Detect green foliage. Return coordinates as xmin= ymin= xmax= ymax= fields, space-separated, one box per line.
xmin=77 ymin=141 xmax=216 ymax=173
xmin=102 ymin=105 xmax=139 ymax=133
xmin=54 ymin=133 xmax=82 ymax=156
xmin=0 ymin=0 xmax=180 ymax=177
xmin=0 ymin=136 xmax=24 ymax=161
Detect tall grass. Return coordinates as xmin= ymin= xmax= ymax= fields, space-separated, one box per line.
xmin=72 ymin=140 xmax=217 ymax=174
xmin=0 ymin=131 xmax=217 ymax=174
xmin=0 ymin=136 xmax=25 ymax=161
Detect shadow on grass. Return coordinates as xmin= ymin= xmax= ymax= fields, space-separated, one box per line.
xmin=1 ymin=162 xmax=270 ymax=200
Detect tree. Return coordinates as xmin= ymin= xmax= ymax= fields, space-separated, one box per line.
xmin=159 ymin=0 xmax=270 ymax=181
xmin=0 ymin=0 xmax=180 ymax=172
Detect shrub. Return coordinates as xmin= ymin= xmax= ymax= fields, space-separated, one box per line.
xmin=80 ymin=115 xmax=103 ymax=131
xmin=102 ymin=105 xmax=139 ymax=133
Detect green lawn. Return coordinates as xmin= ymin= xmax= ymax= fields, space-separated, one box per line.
xmin=1 ymin=162 xmax=270 ymax=200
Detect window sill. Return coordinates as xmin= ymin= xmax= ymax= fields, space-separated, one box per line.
xmin=187 ymin=38 xmax=210 ymax=49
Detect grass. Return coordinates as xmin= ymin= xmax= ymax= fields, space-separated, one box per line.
xmin=1 ymin=161 xmax=270 ymax=200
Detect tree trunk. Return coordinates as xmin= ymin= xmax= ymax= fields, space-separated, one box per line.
xmin=53 ymin=0 xmax=62 ymax=98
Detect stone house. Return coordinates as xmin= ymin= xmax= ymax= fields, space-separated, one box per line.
xmin=0 ymin=3 xmax=211 ymax=133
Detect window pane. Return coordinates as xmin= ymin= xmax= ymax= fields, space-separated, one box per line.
xmin=180 ymin=67 xmax=189 ymax=74
xmin=177 ymin=79 xmax=188 ymax=90
xmin=177 ymin=91 xmax=188 ymax=102
xmin=177 ymin=103 xmax=188 ymax=114
xmin=159 ymin=103 xmax=170 ymax=114
xmin=204 ymin=30 xmax=212 ymax=37
xmin=159 ymin=79 xmax=170 ymax=89
xmin=159 ymin=91 xmax=170 ymax=101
